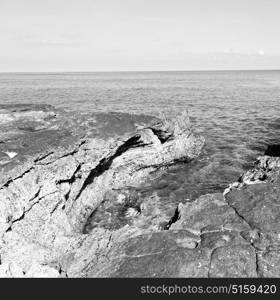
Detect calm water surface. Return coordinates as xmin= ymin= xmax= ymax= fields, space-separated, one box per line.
xmin=1 ymin=70 xmax=280 ymax=206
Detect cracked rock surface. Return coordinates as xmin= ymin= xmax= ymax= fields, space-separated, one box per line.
xmin=0 ymin=104 xmax=204 ymax=277
xmin=0 ymin=103 xmax=280 ymax=277
xmin=88 ymin=154 xmax=280 ymax=278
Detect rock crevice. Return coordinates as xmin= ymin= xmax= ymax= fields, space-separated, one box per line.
xmin=1 ymin=104 xmax=280 ymax=278
xmin=0 ymin=107 xmax=206 ymax=277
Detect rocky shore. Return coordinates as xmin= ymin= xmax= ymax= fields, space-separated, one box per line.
xmin=0 ymin=104 xmax=279 ymax=277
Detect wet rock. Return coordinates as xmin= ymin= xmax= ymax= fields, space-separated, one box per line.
xmin=83 ymin=189 xmax=142 ymax=232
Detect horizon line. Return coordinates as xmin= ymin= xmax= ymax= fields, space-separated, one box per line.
xmin=1 ymin=68 xmax=280 ymax=74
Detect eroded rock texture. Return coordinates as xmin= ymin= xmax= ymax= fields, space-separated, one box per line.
xmin=223 ymin=154 xmax=280 ymax=277
xmin=0 ymin=104 xmax=205 ymax=277
xmin=1 ymin=103 xmax=280 ymax=278
xmin=92 ymin=152 xmax=280 ymax=278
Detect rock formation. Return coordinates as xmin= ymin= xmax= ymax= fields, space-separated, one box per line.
xmin=90 ymin=153 xmax=280 ymax=278
xmin=1 ymin=103 xmax=280 ymax=277
xmin=0 ymin=104 xmax=204 ymax=277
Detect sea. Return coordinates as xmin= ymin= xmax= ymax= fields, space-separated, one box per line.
xmin=1 ymin=70 xmax=280 ymax=204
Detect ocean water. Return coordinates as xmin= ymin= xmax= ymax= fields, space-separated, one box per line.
xmin=1 ymin=70 xmax=280 ymax=205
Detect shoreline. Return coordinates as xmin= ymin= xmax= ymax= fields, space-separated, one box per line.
xmin=0 ymin=104 xmax=279 ymax=277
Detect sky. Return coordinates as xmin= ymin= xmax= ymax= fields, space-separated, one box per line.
xmin=0 ymin=0 xmax=280 ymax=71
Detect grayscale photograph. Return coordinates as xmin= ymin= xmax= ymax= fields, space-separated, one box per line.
xmin=0 ymin=0 xmax=280 ymax=294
